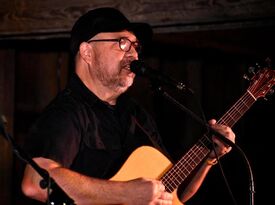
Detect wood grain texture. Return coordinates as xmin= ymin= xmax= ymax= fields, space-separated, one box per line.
xmin=0 ymin=49 xmax=14 ymax=205
xmin=0 ymin=0 xmax=274 ymax=39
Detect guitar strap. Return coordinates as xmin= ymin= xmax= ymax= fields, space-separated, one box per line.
xmin=132 ymin=116 xmax=171 ymax=160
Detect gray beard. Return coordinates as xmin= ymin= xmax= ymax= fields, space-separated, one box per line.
xmin=94 ymin=68 xmax=126 ymax=92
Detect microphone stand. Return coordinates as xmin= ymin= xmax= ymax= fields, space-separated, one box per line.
xmin=0 ymin=114 xmax=75 ymax=205
xmin=153 ymin=85 xmax=255 ymax=205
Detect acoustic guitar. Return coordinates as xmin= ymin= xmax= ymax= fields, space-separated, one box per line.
xmin=110 ymin=67 xmax=275 ymax=205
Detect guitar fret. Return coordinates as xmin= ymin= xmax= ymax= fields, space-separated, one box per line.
xmin=162 ymin=138 xmax=210 ymax=191
xmin=219 ymin=91 xmax=256 ymax=126
xmin=223 ymin=112 xmax=235 ymax=124
xmin=247 ymin=90 xmax=257 ymax=100
xmin=219 ymin=118 xmax=228 ymax=126
xmin=163 ymin=157 xmax=190 ymax=191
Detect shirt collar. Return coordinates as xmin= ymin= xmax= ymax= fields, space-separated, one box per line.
xmin=67 ymin=73 xmax=132 ymax=111
xmin=68 ymin=73 xmax=99 ymax=106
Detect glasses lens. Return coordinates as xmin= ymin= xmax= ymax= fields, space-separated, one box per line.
xmin=119 ymin=38 xmax=141 ymax=53
xmin=119 ymin=38 xmax=131 ymax=52
xmin=133 ymin=42 xmax=142 ymax=53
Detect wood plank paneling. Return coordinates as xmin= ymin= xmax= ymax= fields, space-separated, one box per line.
xmin=15 ymin=51 xmax=69 ymax=112
xmin=0 ymin=0 xmax=275 ymax=39
xmin=0 ymin=49 xmax=14 ymax=205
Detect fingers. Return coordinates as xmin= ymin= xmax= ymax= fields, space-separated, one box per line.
xmin=157 ymin=199 xmax=172 ymax=205
xmin=158 ymin=183 xmax=165 ymax=192
xmin=207 ymin=119 xmax=236 ymax=158
xmin=153 ymin=181 xmax=164 ymax=196
xmin=209 ymin=120 xmax=236 ymax=143
xmin=155 ymin=182 xmax=173 ymax=204
xmin=208 ymin=119 xmax=217 ymax=125
xmin=157 ymin=192 xmax=173 ymax=205
xmin=161 ymin=192 xmax=173 ymax=200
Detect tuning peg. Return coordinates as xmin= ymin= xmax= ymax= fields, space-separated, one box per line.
xmin=263 ymin=89 xmax=274 ymax=101
xmin=255 ymin=62 xmax=262 ymax=69
xmin=243 ymin=73 xmax=250 ymax=81
xmin=265 ymin=57 xmax=272 ymax=68
xmin=244 ymin=64 xmax=259 ymax=80
xmin=248 ymin=66 xmax=256 ymax=75
xmin=268 ymin=88 xmax=274 ymax=96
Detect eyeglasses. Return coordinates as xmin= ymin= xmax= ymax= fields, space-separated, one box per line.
xmin=87 ymin=37 xmax=142 ymax=53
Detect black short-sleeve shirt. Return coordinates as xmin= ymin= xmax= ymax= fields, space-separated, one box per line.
xmin=24 ymin=73 xmax=167 ymax=179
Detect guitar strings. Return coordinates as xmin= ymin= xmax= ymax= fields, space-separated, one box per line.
xmin=161 ymin=86 xmax=258 ymax=193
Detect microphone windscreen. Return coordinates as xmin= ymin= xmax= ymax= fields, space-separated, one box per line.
xmin=130 ymin=60 xmax=147 ymax=75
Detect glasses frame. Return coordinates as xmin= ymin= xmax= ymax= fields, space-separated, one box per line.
xmin=87 ymin=37 xmax=141 ymax=53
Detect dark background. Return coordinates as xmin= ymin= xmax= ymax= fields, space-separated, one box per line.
xmin=0 ymin=1 xmax=275 ymax=205
xmin=6 ymin=28 xmax=275 ymax=205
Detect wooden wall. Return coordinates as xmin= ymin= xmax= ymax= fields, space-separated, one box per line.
xmin=0 ymin=50 xmax=14 ymax=205
xmin=0 ymin=0 xmax=275 ymax=39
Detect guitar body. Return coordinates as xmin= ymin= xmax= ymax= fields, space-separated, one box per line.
xmin=110 ymin=146 xmax=183 ymax=205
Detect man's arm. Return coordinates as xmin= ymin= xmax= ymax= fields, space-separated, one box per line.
xmin=21 ymin=157 xmax=173 ymax=205
xmin=179 ymin=119 xmax=235 ymax=203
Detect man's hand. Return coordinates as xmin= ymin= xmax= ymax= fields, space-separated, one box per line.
xmin=124 ymin=178 xmax=173 ymax=205
xmin=207 ymin=119 xmax=236 ymax=160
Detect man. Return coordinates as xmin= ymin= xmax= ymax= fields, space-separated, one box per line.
xmin=21 ymin=7 xmax=235 ymax=205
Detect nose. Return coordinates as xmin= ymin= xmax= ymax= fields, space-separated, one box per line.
xmin=126 ymin=45 xmax=139 ymax=59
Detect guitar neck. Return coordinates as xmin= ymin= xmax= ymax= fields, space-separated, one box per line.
xmin=161 ymin=90 xmax=257 ymax=193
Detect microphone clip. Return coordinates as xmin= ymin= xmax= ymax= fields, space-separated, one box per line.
xmin=130 ymin=60 xmax=192 ymax=93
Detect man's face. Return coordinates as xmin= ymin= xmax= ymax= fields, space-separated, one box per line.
xmin=88 ymin=30 xmax=139 ymax=95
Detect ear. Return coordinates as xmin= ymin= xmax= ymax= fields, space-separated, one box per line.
xmin=79 ymin=42 xmax=92 ymax=63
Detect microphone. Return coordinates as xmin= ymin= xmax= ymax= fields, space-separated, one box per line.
xmin=130 ymin=60 xmax=186 ymax=91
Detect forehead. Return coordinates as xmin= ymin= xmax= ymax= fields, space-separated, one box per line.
xmin=93 ymin=30 xmax=137 ymax=41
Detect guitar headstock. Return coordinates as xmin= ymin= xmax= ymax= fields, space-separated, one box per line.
xmin=247 ymin=65 xmax=275 ymax=100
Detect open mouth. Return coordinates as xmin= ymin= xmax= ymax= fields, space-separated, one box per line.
xmin=124 ymin=65 xmax=131 ymax=70
xmin=121 ymin=59 xmax=136 ymax=72
xmin=121 ymin=64 xmax=133 ymax=74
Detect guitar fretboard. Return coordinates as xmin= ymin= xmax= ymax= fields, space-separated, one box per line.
xmin=161 ymin=90 xmax=256 ymax=193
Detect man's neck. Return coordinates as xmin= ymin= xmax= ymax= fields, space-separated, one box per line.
xmin=76 ymin=74 xmax=119 ymax=105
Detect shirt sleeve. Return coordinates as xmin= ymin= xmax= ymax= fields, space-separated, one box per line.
xmin=23 ymin=99 xmax=82 ymax=168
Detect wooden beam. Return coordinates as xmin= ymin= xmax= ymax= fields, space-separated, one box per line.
xmin=0 ymin=0 xmax=275 ymax=39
